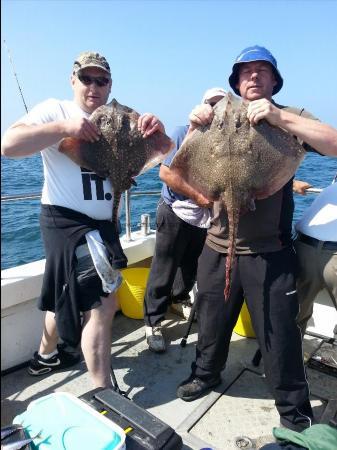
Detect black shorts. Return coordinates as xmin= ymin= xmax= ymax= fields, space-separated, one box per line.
xmin=75 ymin=243 xmax=108 ymax=312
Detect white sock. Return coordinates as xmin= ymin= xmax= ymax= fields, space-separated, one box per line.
xmin=39 ymin=349 xmax=58 ymax=359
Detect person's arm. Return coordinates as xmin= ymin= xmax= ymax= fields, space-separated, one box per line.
xmin=160 ymin=164 xmax=212 ymax=207
xmin=247 ymin=99 xmax=337 ymax=156
xmin=293 ymin=179 xmax=312 ymax=195
xmin=172 ymin=103 xmax=215 ymax=149
xmin=187 ymin=103 xmax=214 ymax=132
xmin=160 ymin=112 xmax=215 ymax=207
xmin=1 ymin=117 xmax=100 ymax=158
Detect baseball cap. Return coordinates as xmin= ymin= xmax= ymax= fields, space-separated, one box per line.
xmin=202 ymin=87 xmax=227 ymax=104
xmin=73 ymin=51 xmax=111 ymax=76
xmin=228 ymin=45 xmax=283 ymax=96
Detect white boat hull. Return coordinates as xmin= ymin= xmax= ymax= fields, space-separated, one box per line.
xmin=1 ymin=230 xmax=336 ymax=371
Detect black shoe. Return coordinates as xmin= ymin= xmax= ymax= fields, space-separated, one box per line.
xmin=279 ymin=415 xmax=314 ymax=433
xmin=28 ymin=345 xmax=81 ymax=376
xmin=177 ymin=374 xmax=221 ymax=402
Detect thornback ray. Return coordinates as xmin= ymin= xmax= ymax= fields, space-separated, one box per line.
xmin=59 ymin=98 xmax=174 ymax=227
xmin=170 ymin=93 xmax=305 ymax=300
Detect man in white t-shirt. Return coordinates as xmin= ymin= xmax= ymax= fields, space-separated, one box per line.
xmin=295 ymin=177 xmax=337 ymax=336
xmin=1 ymin=51 xmax=165 ymax=389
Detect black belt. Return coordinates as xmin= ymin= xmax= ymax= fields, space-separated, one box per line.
xmin=298 ymin=233 xmax=337 ymax=251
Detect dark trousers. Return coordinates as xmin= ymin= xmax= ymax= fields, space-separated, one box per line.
xmin=144 ymin=199 xmax=206 ymax=327
xmin=194 ymin=243 xmax=313 ymax=427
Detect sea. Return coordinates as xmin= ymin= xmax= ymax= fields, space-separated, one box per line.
xmin=1 ymin=152 xmax=336 ymax=270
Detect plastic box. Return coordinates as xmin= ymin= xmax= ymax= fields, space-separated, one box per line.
xmin=13 ymin=392 xmax=126 ymax=450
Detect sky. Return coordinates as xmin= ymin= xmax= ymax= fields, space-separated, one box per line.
xmin=2 ymin=0 xmax=337 ymax=138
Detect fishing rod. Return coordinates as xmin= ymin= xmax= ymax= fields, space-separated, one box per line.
xmin=3 ymin=39 xmax=28 ymax=113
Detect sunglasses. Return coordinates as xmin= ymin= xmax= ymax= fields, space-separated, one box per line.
xmin=77 ymin=73 xmax=110 ymax=87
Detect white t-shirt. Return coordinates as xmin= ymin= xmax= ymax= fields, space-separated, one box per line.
xmin=295 ymin=182 xmax=337 ymax=242
xmin=19 ymin=98 xmax=113 ymax=220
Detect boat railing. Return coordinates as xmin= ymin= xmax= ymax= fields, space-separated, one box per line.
xmin=303 ymin=188 xmax=323 ymax=194
xmin=1 ymin=189 xmax=161 ymax=242
xmin=1 ymin=187 xmax=323 ymax=242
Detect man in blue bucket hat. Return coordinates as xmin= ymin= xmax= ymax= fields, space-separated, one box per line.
xmin=228 ymin=45 xmax=283 ymax=96
xmin=176 ymin=45 xmax=337 ymax=432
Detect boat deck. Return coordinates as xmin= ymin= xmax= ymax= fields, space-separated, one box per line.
xmin=1 ymin=310 xmax=337 ymax=450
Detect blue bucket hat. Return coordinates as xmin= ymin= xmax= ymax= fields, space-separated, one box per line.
xmin=228 ymin=45 xmax=283 ymax=96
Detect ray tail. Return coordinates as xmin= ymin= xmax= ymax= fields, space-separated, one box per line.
xmin=223 ymin=191 xmax=240 ymax=301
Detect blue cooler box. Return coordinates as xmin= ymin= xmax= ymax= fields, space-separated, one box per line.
xmin=13 ymin=392 xmax=126 ymax=450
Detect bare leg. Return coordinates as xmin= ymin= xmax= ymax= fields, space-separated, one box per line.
xmin=81 ymin=292 xmax=118 ymax=389
xmin=39 ymin=311 xmax=59 ymax=354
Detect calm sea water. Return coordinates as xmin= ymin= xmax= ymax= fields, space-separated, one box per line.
xmin=1 ymin=152 xmax=336 ymax=270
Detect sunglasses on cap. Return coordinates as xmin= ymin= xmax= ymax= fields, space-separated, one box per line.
xmin=76 ymin=73 xmax=110 ymax=87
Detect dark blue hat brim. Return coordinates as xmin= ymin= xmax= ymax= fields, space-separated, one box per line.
xmin=228 ymin=61 xmax=283 ymax=96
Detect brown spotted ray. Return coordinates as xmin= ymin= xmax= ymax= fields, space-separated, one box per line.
xmin=59 ymin=99 xmax=174 ymax=227
xmin=170 ymin=93 xmax=305 ymax=299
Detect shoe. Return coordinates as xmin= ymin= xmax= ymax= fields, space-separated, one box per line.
xmin=145 ymin=325 xmax=166 ymax=353
xmin=177 ymin=374 xmax=221 ymax=402
xmin=279 ymin=415 xmax=314 ymax=433
xmin=28 ymin=345 xmax=81 ymax=376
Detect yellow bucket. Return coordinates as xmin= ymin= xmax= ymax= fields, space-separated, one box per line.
xmin=116 ymin=267 xmax=150 ymax=319
xmin=233 ymin=301 xmax=255 ymax=338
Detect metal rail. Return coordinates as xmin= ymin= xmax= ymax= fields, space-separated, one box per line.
xmin=0 ymin=190 xmax=161 ymax=202
xmin=1 ymin=187 xmax=324 ymax=242
xmin=305 ymin=188 xmax=323 ymax=194
xmin=1 ymin=190 xmax=161 ymax=242
xmin=2 ymin=187 xmax=324 ymax=204
xmin=1 ymin=193 xmax=41 ymax=201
